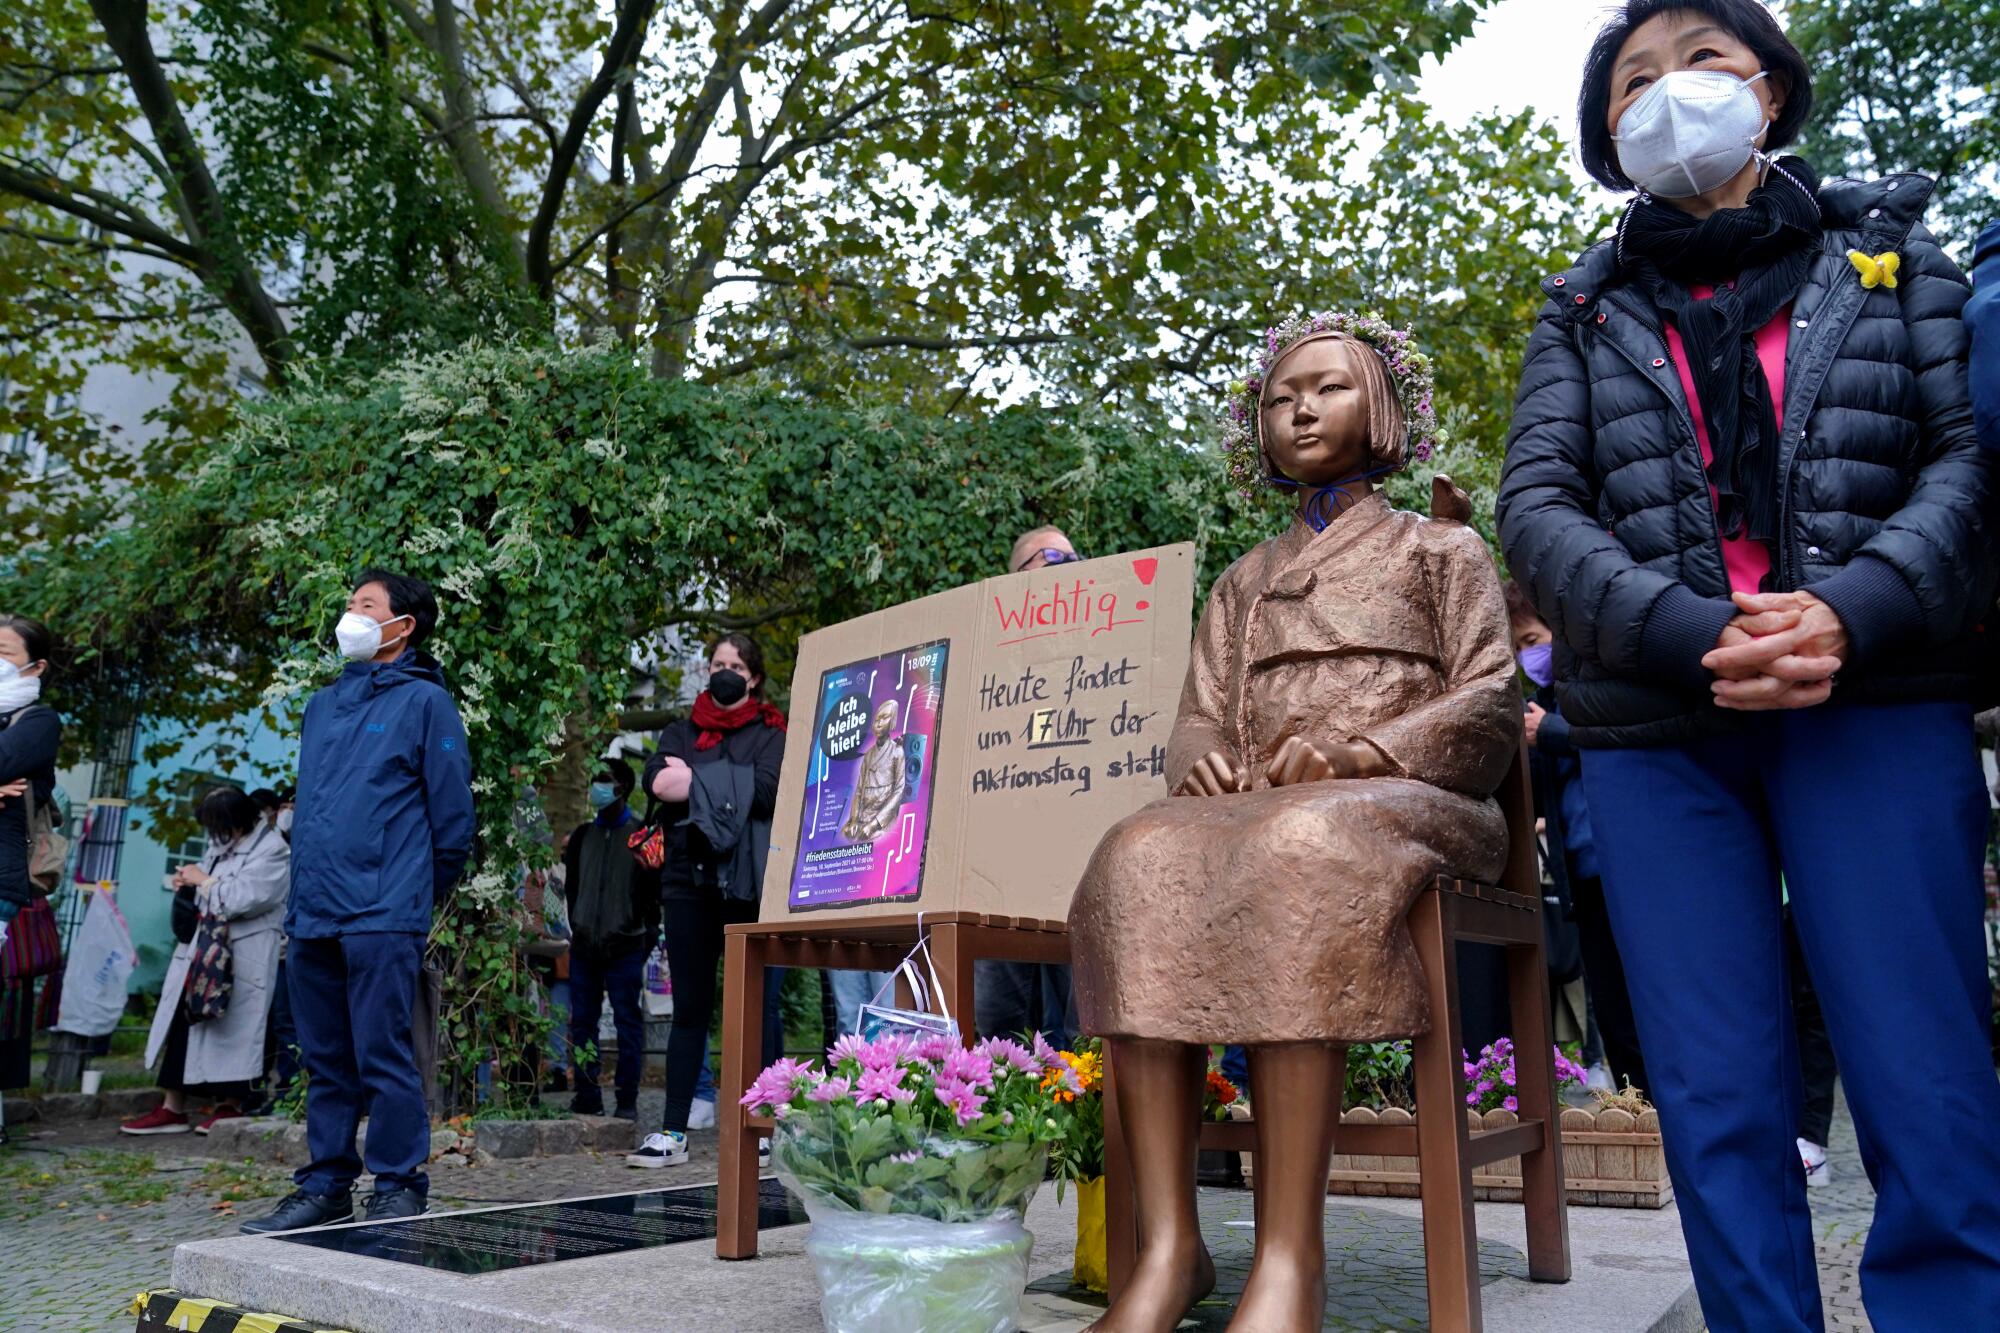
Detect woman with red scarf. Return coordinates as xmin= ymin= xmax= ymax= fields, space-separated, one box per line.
xmin=628 ymin=632 xmax=788 ymax=1168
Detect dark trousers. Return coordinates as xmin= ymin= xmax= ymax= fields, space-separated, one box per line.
xmin=662 ymin=894 xmax=781 ymax=1133
xmin=1583 ymin=701 xmax=2000 ymax=1332
xmin=569 ymin=946 xmax=645 ymax=1114
xmin=289 ymin=932 xmax=429 ymax=1197
xmin=157 ymin=1001 xmax=251 ymax=1104
xmin=257 ymin=955 xmax=300 ymax=1107
xmin=973 ymin=961 xmax=1076 ymax=1048
xmin=1785 ymin=909 xmax=1838 ymax=1148
xmin=1571 ymin=875 xmax=1650 ymax=1097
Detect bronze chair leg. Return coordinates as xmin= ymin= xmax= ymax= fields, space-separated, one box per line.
xmin=1507 ymin=932 xmax=1573 ymax=1282
xmin=1411 ymin=891 xmax=1482 ymax=1333
xmin=929 ymin=922 xmax=978 ymax=1046
xmin=716 ymin=931 xmax=765 ymax=1260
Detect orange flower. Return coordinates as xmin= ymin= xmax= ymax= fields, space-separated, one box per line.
xmin=1061 ymin=1049 xmax=1103 ymax=1094
xmin=1206 ymin=1069 xmax=1238 ymax=1106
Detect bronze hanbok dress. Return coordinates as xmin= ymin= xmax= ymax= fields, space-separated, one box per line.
xmin=1069 ymin=492 xmax=1521 ymax=1043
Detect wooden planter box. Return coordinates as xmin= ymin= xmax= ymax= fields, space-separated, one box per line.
xmin=1283 ymin=1105 xmax=1671 ymax=1209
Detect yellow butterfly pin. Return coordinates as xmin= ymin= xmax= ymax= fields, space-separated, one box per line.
xmin=1848 ymin=249 xmax=1900 ymax=290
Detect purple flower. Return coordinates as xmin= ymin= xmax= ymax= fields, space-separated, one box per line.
xmin=1476 ymin=1079 xmax=1493 ymax=1095
xmin=1466 ymin=1091 xmax=1479 ymax=1106
xmin=891 ymin=1150 xmax=923 ymax=1164
xmin=740 ymin=1056 xmax=815 ymax=1111
xmin=858 ymin=1035 xmax=913 ymax=1071
xmin=1462 ymin=1061 xmax=1478 ymax=1079
xmin=828 ymin=1033 xmax=870 ymax=1067
xmin=1031 ymin=1032 xmax=1062 ymax=1069
xmin=935 ymin=1078 xmax=988 ymax=1126
xmin=939 ymin=1045 xmax=996 ymax=1089
xmin=1503 ymin=1095 xmax=1519 ymax=1113
xmin=806 ymin=1076 xmax=852 ymax=1104
xmin=977 ymin=1037 xmax=1041 ymax=1076
xmin=1502 ymin=1068 xmax=1517 ymax=1087
xmin=913 ymin=1034 xmax=958 ymax=1064
xmin=856 ymin=1066 xmax=910 ymax=1104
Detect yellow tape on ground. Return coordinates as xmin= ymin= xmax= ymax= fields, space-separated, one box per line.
xmin=132 ymin=1289 xmax=354 ymax=1333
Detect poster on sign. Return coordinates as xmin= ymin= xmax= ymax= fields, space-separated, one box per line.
xmin=763 ymin=543 xmax=1195 ymax=924
xmin=789 ymin=640 xmax=950 ymax=910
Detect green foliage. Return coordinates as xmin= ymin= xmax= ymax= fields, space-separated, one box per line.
xmin=0 ymin=0 xmax=1609 ymax=556
xmin=14 ymin=339 xmax=1287 ymax=1108
xmin=1790 ymin=0 xmax=1999 ymax=255
xmin=1344 ymin=1039 xmax=1413 ymax=1110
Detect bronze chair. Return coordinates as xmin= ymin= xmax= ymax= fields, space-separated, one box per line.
xmin=1102 ymin=744 xmax=1571 ymax=1332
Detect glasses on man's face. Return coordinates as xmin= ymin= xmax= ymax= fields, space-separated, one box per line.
xmin=1016 ymin=547 xmax=1082 ymax=573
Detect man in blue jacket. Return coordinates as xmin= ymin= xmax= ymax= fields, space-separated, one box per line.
xmin=242 ymin=569 xmax=474 ymax=1233
xmin=1971 ymin=219 xmax=2000 ymax=451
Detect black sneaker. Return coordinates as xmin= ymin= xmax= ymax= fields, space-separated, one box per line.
xmin=363 ymin=1187 xmax=429 ymax=1223
xmin=240 ymin=1189 xmax=355 ymax=1235
xmin=545 ymin=1069 xmax=570 ymax=1093
xmin=612 ymin=1103 xmax=638 ymax=1122
xmin=571 ymin=1095 xmax=606 ymax=1117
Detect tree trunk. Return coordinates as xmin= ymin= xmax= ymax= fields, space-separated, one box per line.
xmin=543 ymin=690 xmax=604 ymax=852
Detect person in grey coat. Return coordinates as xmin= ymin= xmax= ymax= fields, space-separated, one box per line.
xmin=123 ymin=788 xmax=290 ymax=1135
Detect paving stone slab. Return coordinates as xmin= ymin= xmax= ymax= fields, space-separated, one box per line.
xmin=172 ymin=1182 xmax=1698 ymax=1333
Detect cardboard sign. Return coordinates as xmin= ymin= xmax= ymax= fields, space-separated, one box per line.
xmin=761 ymin=543 xmax=1196 ymax=924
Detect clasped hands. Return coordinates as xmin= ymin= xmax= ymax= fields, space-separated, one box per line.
xmin=1701 ymin=590 xmax=1848 ymax=711
xmin=1176 ymin=737 xmax=1388 ymax=797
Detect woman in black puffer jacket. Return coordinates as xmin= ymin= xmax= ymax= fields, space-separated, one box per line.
xmin=1495 ymin=3 xmax=2000 ymax=1329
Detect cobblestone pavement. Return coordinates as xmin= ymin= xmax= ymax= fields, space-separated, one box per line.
xmin=1810 ymin=1087 xmax=1873 ymax=1333
xmin=1 ymin=1082 xmax=1877 ymax=1333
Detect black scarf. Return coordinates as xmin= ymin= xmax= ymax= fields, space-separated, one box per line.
xmin=1618 ymin=157 xmax=1822 ymax=547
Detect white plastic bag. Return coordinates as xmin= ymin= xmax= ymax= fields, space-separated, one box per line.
xmin=54 ymin=890 xmax=136 ymax=1037
xmin=803 ymin=1209 xmax=1034 ymax=1333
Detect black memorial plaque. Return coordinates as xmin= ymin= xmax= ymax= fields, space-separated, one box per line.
xmin=275 ymin=1179 xmax=808 ymax=1273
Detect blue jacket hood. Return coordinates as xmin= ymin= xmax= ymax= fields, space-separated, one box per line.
xmin=286 ymin=648 xmax=476 ymax=938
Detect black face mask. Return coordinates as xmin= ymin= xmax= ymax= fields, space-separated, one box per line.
xmin=709 ymin=668 xmax=749 ymax=706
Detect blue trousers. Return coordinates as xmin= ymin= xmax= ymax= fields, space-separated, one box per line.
xmin=829 ymin=969 xmax=898 ymax=1036
xmin=1583 ymin=702 xmax=2000 ymax=1332
xmin=569 ymin=948 xmax=644 ymax=1112
xmin=289 ymin=933 xmax=430 ymax=1197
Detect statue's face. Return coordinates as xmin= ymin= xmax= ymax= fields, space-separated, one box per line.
xmin=1260 ymin=337 xmax=1371 ymax=488
xmin=872 ymin=702 xmax=899 ymax=738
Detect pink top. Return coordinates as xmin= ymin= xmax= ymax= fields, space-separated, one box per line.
xmin=1663 ymin=288 xmax=1789 ymax=597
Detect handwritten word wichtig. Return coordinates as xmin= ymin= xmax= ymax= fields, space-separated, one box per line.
xmin=993 ymin=575 xmax=1146 ymax=646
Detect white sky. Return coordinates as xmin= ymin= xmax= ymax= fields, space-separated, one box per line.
xmin=1415 ymin=0 xmax=1626 ymax=200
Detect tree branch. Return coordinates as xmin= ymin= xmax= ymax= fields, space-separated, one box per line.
xmin=403 ymin=0 xmax=525 ymax=283
xmin=525 ymin=0 xmax=657 ymax=303
xmin=0 ymin=162 xmax=200 ymax=264
xmin=87 ymin=0 xmax=293 ymax=382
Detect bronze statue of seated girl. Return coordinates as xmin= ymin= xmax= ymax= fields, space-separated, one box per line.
xmin=1069 ymin=312 xmax=1522 ymax=1331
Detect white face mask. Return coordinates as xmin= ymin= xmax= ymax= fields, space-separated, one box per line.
xmin=276 ymin=807 xmax=293 ymax=836
xmin=1613 ymin=69 xmax=1770 ymax=199
xmin=334 ymin=612 xmax=409 ymax=662
xmin=0 ymin=659 xmax=41 ymax=713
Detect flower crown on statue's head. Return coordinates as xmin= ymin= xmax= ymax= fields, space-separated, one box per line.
xmin=1221 ymin=309 xmax=1446 ymax=501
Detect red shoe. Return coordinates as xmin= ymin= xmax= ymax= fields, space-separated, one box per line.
xmin=119 ymin=1104 xmax=190 ymax=1135
xmin=195 ymin=1104 xmax=246 ymax=1136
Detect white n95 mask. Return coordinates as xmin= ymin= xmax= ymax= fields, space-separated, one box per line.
xmin=1613 ymin=69 xmax=1770 ymax=199
xmin=334 ymin=612 xmax=406 ymax=662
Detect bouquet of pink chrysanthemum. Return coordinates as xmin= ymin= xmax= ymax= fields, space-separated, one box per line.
xmin=742 ymin=1031 xmax=1079 ymax=1223
xmin=1460 ymin=1038 xmax=1588 ymax=1115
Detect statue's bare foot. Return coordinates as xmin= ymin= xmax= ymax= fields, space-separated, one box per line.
xmin=1226 ymin=1251 xmax=1325 ymax=1332
xmin=1086 ymin=1238 xmax=1216 ymax=1333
